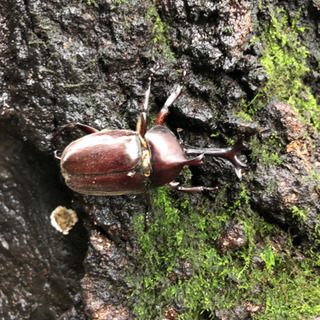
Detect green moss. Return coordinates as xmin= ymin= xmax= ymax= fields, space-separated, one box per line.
xmin=146 ymin=4 xmax=176 ymax=62
xmin=245 ymin=8 xmax=319 ymax=131
xmin=129 ymin=186 xmax=320 ymax=319
xmin=250 ymin=134 xmax=284 ymax=168
xmin=235 ymin=110 xmax=254 ymax=122
xmin=81 ymin=0 xmax=99 ymax=7
xmin=110 ymin=0 xmax=130 ymax=10
xmin=309 ymin=170 xmax=320 ymax=189
xmin=147 ymin=5 xmax=168 ymax=44
xmin=291 ymin=205 xmax=309 ymax=223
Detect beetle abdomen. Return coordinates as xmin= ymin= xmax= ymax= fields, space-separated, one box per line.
xmin=60 ymin=130 xmax=148 ymax=195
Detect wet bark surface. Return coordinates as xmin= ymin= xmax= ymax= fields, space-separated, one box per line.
xmin=0 ymin=0 xmax=319 ymax=319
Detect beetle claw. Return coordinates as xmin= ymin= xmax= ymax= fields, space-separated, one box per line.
xmin=54 ymin=150 xmax=61 ymax=160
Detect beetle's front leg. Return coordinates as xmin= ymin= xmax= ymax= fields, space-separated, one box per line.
xmin=155 ymin=69 xmax=186 ymax=126
xmin=136 ymin=65 xmax=160 ymax=138
xmin=168 ymin=181 xmax=218 ymax=192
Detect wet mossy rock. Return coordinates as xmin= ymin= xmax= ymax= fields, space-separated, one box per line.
xmin=0 ymin=0 xmax=319 ymax=319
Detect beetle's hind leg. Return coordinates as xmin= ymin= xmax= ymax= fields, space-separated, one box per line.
xmin=51 ymin=123 xmax=98 ymax=156
xmin=52 ymin=122 xmax=98 ymax=143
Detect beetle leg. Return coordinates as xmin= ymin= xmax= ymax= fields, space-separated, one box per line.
xmin=176 ymin=128 xmax=184 ymax=144
xmin=144 ymin=192 xmax=153 ymax=230
xmin=155 ymin=69 xmax=186 ymax=126
xmin=54 ymin=150 xmax=61 ymax=160
xmin=51 ymin=123 xmax=99 ymax=158
xmin=184 ymin=139 xmax=247 ymax=179
xmin=52 ymin=122 xmax=98 ymax=144
xmin=137 ymin=65 xmax=161 ymax=138
xmin=168 ymin=181 xmax=218 ymax=192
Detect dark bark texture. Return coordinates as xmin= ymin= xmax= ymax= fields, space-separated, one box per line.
xmin=0 ymin=0 xmax=319 ymax=319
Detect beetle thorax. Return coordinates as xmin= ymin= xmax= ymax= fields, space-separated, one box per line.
xmin=145 ymin=125 xmax=189 ymax=187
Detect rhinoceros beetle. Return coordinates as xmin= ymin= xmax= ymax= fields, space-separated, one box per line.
xmin=53 ymin=67 xmax=246 ymax=196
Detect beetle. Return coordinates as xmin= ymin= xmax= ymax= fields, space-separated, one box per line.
xmin=53 ymin=67 xmax=246 ymax=196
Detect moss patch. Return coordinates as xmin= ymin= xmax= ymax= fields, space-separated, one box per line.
xmin=246 ymin=8 xmax=319 ymax=131
xmin=250 ymin=134 xmax=285 ymax=168
xmin=129 ymin=186 xmax=320 ymax=319
xmin=146 ymin=4 xmax=176 ymax=62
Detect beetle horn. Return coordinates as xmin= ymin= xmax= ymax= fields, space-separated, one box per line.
xmin=184 ymin=138 xmax=246 ymax=179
